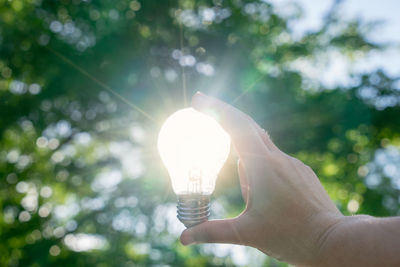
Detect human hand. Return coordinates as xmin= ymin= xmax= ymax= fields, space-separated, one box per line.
xmin=180 ymin=92 xmax=344 ymax=266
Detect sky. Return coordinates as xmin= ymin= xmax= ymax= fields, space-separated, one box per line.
xmin=270 ymin=0 xmax=400 ymax=88
xmin=290 ymin=0 xmax=400 ymax=43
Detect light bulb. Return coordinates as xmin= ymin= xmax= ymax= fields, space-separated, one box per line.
xmin=158 ymin=108 xmax=231 ymax=227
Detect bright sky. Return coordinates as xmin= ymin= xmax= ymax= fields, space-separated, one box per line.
xmin=291 ymin=0 xmax=400 ymax=43
xmin=270 ymin=0 xmax=400 ymax=87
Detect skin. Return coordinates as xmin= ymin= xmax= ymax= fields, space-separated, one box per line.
xmin=180 ymin=92 xmax=400 ymax=267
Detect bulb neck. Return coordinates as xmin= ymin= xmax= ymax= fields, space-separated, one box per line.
xmin=177 ymin=194 xmax=210 ymax=228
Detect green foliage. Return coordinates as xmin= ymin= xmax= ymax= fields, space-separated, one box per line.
xmin=1 ymin=0 xmax=399 ymax=266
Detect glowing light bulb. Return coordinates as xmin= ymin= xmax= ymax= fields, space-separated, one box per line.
xmin=158 ymin=108 xmax=231 ymax=227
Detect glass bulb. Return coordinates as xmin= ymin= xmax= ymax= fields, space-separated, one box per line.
xmin=158 ymin=108 xmax=231 ymax=227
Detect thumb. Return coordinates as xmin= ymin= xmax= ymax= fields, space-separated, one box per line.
xmin=180 ymin=218 xmax=245 ymax=246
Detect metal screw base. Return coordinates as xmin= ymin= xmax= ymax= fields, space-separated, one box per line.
xmin=177 ymin=194 xmax=210 ymax=228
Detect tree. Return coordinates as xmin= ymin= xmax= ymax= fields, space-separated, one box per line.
xmin=1 ymin=0 xmax=399 ymax=266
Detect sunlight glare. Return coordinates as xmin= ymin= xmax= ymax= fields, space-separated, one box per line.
xmin=158 ymin=108 xmax=230 ymax=195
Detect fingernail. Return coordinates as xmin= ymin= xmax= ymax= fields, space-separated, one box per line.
xmin=193 ymin=91 xmax=206 ymax=102
xmin=192 ymin=92 xmax=207 ymax=110
xmin=195 ymin=91 xmax=205 ymax=96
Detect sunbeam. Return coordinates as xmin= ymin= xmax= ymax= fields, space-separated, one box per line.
xmin=231 ymin=74 xmax=266 ymax=105
xmin=179 ymin=19 xmax=188 ymax=107
xmin=45 ymin=46 xmax=157 ymax=124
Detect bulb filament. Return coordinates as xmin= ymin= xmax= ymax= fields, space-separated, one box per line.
xmin=188 ymin=168 xmax=202 ymax=194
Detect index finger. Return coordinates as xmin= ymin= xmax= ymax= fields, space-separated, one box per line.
xmin=191 ymin=92 xmax=269 ymax=158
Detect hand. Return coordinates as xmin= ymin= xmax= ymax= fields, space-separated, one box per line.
xmin=180 ymin=92 xmax=344 ymax=266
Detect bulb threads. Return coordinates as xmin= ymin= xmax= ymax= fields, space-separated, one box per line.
xmin=177 ymin=194 xmax=210 ymax=228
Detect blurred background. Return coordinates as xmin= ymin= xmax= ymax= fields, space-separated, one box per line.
xmin=1 ymin=0 xmax=400 ymax=266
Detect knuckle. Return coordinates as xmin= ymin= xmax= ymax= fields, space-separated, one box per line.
xmin=292 ymin=157 xmax=309 ymax=169
xmin=194 ymin=227 xmax=212 ymax=243
xmin=291 ymin=157 xmax=303 ymax=165
xmin=269 ymin=153 xmax=286 ymax=167
xmin=305 ymin=164 xmax=313 ymax=172
xmin=202 ymin=232 xmax=214 ymax=243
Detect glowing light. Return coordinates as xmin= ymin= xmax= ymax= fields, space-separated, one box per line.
xmin=49 ymin=245 xmax=61 ymax=256
xmin=158 ymin=108 xmax=230 ymax=195
xmin=64 ymin=233 xmax=107 ymax=252
xmin=347 ymin=199 xmax=360 ymax=213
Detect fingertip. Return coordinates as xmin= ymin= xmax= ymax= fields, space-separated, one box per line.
xmin=194 ymin=91 xmax=205 ymax=97
xmin=191 ymin=91 xmax=208 ymax=111
xmin=180 ymin=229 xmax=195 ymax=246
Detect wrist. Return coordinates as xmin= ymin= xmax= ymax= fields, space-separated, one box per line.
xmin=310 ymin=214 xmax=374 ymax=266
xmin=285 ymin=211 xmax=344 ymax=267
xmin=300 ymin=211 xmax=344 ymax=266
